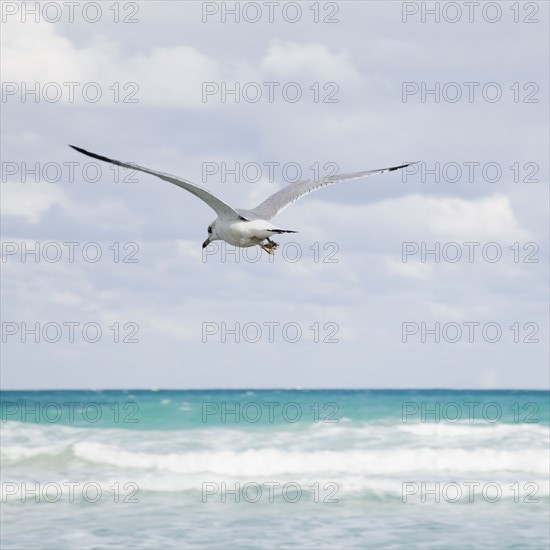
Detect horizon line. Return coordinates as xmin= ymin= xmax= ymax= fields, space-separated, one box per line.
xmin=1 ymin=387 xmax=548 ymax=392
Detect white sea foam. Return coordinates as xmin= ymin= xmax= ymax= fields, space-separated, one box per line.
xmin=71 ymin=441 xmax=549 ymax=477
xmin=3 ymin=418 xmax=548 ymax=498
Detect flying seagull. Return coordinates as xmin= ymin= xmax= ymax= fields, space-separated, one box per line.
xmin=70 ymin=145 xmax=415 ymax=254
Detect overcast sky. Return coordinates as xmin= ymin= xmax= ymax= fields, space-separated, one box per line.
xmin=1 ymin=1 xmax=548 ymax=389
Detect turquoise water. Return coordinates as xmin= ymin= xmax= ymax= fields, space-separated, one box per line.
xmin=1 ymin=390 xmax=549 ymax=549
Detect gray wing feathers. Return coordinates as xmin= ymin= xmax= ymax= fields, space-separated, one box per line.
xmin=69 ymin=146 xmax=242 ymax=220
xmin=249 ymin=162 xmax=417 ymax=221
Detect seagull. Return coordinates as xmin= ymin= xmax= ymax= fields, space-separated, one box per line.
xmin=70 ymin=145 xmax=416 ymax=254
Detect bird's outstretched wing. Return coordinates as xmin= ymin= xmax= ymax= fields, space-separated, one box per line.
xmin=248 ymin=163 xmax=417 ymax=221
xmin=69 ymin=145 xmax=244 ymax=221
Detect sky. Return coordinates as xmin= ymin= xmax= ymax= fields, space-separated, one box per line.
xmin=1 ymin=0 xmax=548 ymax=389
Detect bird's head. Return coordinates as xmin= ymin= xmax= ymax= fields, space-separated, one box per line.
xmin=202 ymin=221 xmax=217 ymax=249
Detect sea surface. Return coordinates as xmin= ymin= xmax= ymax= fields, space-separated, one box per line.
xmin=1 ymin=389 xmax=548 ymax=549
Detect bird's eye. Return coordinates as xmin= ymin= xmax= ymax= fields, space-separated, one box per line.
xmin=208 ymin=225 xmax=212 ymax=234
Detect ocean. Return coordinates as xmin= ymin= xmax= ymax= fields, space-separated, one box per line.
xmin=1 ymin=389 xmax=548 ymax=549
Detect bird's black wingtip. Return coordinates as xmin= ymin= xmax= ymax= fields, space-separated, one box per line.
xmin=389 ymin=161 xmax=420 ymax=172
xmin=69 ymin=145 xmax=113 ymax=164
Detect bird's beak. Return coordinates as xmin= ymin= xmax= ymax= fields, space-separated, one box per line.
xmin=202 ymin=237 xmax=212 ymax=249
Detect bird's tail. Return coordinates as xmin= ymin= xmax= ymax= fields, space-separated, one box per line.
xmin=268 ymin=229 xmax=298 ymax=234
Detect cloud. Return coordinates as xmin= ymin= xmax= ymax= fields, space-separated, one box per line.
xmin=1 ymin=182 xmax=69 ymax=224
xmin=3 ymin=23 xmax=364 ymax=109
xmin=298 ymin=193 xmax=532 ymax=244
xmin=1 ymin=181 xmax=135 ymax=228
xmin=385 ymin=257 xmax=433 ymax=281
xmin=260 ymin=41 xmax=362 ymax=82
xmin=2 ymin=20 xmax=220 ymax=108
